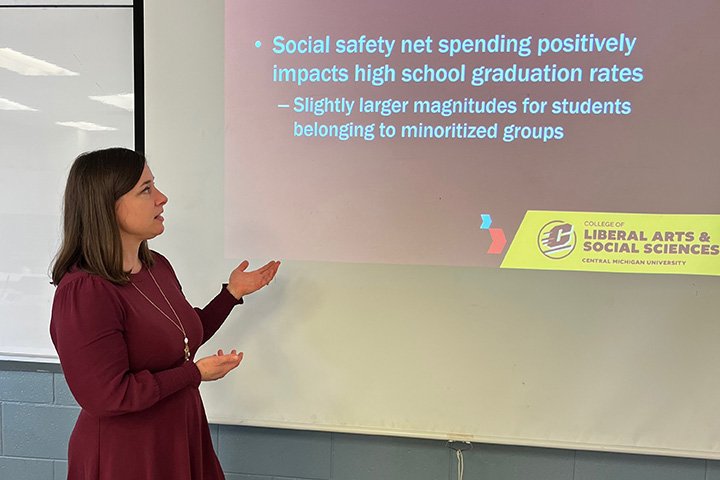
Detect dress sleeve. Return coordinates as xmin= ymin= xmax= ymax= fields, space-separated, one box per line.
xmin=50 ymin=275 xmax=201 ymax=417
xmin=195 ymin=285 xmax=243 ymax=344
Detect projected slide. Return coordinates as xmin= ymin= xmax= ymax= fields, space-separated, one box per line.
xmin=225 ymin=0 xmax=720 ymax=275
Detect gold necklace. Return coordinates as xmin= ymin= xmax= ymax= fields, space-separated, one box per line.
xmin=131 ymin=269 xmax=190 ymax=361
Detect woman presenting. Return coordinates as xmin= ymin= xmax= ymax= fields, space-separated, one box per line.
xmin=50 ymin=147 xmax=280 ymax=479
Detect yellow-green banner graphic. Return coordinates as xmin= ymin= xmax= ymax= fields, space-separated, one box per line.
xmin=501 ymin=211 xmax=720 ymax=276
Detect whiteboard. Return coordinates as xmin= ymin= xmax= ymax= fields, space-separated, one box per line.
xmin=0 ymin=6 xmax=134 ymax=361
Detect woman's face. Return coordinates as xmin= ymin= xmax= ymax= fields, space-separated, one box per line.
xmin=115 ymin=163 xmax=168 ymax=244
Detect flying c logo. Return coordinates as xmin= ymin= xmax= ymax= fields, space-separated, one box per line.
xmin=537 ymin=221 xmax=576 ymax=259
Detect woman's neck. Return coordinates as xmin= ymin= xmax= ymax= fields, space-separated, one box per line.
xmin=122 ymin=239 xmax=143 ymax=274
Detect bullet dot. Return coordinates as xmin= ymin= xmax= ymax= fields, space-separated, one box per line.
xmin=255 ymin=40 xmax=262 ymax=48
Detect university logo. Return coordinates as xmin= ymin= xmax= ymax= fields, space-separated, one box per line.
xmin=537 ymin=221 xmax=576 ymax=259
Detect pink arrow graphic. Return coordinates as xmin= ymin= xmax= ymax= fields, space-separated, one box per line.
xmin=487 ymin=228 xmax=507 ymax=254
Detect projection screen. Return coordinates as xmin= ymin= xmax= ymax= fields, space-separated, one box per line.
xmin=144 ymin=0 xmax=720 ymax=459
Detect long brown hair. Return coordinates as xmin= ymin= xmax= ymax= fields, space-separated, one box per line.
xmin=51 ymin=148 xmax=155 ymax=285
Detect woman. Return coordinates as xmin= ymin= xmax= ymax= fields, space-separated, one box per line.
xmin=50 ymin=147 xmax=279 ymax=479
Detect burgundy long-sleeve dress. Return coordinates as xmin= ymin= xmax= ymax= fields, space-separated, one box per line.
xmin=50 ymin=253 xmax=241 ymax=480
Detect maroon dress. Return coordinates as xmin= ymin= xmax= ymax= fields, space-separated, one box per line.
xmin=50 ymin=253 xmax=241 ymax=480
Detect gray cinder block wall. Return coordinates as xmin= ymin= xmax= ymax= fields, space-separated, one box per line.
xmin=1 ymin=363 xmax=720 ymax=480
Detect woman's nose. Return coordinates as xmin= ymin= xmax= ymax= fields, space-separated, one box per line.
xmin=156 ymin=189 xmax=168 ymax=205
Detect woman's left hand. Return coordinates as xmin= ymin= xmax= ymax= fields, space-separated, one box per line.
xmin=226 ymin=260 xmax=280 ymax=300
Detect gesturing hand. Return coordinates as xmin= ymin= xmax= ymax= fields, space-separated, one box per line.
xmin=226 ymin=260 xmax=280 ymax=300
xmin=196 ymin=349 xmax=243 ymax=381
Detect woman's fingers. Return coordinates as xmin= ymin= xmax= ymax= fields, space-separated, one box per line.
xmin=197 ymin=351 xmax=244 ymax=381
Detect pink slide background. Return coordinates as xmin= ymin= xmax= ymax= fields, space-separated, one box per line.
xmin=225 ymin=0 xmax=720 ymax=267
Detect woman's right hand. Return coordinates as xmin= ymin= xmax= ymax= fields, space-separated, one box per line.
xmin=195 ymin=349 xmax=243 ymax=381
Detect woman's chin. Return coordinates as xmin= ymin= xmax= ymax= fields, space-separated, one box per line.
xmin=147 ymin=225 xmax=165 ymax=239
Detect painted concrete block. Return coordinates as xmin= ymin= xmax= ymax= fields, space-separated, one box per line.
xmin=52 ymin=374 xmax=78 ymax=407
xmin=2 ymin=403 xmax=79 ymax=459
xmin=333 ymin=433 xmax=449 ymax=480
xmin=0 ymin=371 xmax=53 ymax=403
xmin=457 ymin=443 xmax=574 ymax=480
xmin=0 ymin=456 xmax=54 ymax=480
xmin=575 ymin=451 xmax=706 ymax=480
xmin=219 ymin=425 xmax=331 ymax=479
xmin=54 ymin=460 xmax=68 ymax=480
